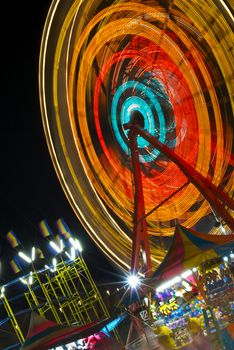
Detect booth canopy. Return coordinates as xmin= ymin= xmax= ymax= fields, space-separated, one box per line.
xmin=20 ymin=312 xmax=109 ymax=350
xmin=151 ymin=225 xmax=234 ymax=282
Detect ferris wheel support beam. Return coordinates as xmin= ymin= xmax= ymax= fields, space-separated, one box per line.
xmin=128 ymin=127 xmax=152 ymax=277
xmin=126 ymin=124 xmax=234 ymax=232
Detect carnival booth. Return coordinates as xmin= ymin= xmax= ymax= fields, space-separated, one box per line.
xmin=149 ymin=225 xmax=234 ymax=350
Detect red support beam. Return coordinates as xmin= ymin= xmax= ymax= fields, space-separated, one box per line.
xmin=129 ymin=125 xmax=234 ymax=232
xmin=128 ymin=127 xmax=152 ymax=277
xmin=125 ymin=122 xmax=234 ymax=346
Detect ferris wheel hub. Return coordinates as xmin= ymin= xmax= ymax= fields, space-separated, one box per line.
xmin=130 ymin=110 xmax=145 ymax=129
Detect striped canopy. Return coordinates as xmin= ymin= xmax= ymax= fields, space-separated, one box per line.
xmin=21 ymin=312 xmax=99 ymax=350
xmin=20 ymin=311 xmax=126 ymax=350
xmin=152 ymin=225 xmax=234 ymax=282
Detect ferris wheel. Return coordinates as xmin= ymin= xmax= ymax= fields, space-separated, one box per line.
xmin=39 ymin=0 xmax=234 ymax=273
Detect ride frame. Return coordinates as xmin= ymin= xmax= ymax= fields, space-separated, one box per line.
xmin=0 ymin=254 xmax=110 ymax=347
xmin=24 ymin=255 xmax=110 ymax=325
xmin=124 ymin=118 xmax=234 ymax=345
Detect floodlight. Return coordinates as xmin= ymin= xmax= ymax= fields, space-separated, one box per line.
xmin=52 ymin=258 xmax=57 ymax=270
xmin=31 ymin=247 xmax=36 ymax=261
xmin=0 ymin=286 xmax=5 ymax=298
xmin=65 ymin=251 xmax=71 ymax=259
xmin=127 ymin=274 xmax=140 ymax=289
xmin=20 ymin=277 xmax=27 ymax=285
xmin=60 ymin=239 xmax=64 ymax=251
xmin=18 ymin=251 xmax=32 ymax=264
xmin=69 ymin=237 xmax=82 ymax=252
xmin=223 ymin=256 xmax=228 ymax=262
xmin=45 ymin=264 xmax=56 ymax=273
xmin=50 ymin=241 xmax=63 ymax=253
xmin=70 ymin=247 xmax=76 ymax=260
xmin=65 ymin=247 xmax=76 ymax=260
xmin=29 ymin=272 xmax=33 ymax=285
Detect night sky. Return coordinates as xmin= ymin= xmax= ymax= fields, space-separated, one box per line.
xmin=1 ymin=1 xmax=120 ymax=286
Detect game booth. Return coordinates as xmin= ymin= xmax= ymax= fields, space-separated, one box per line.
xmin=146 ymin=225 xmax=234 ymax=350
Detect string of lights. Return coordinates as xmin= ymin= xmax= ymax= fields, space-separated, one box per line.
xmin=39 ymin=0 xmax=234 ymax=272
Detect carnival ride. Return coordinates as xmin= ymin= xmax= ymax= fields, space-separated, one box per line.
xmin=39 ymin=0 xmax=234 ymax=274
xmin=1 ymin=1 xmax=233 ymax=348
xmin=0 ymin=225 xmax=110 ymax=348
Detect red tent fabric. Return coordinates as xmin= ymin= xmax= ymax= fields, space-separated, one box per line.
xmin=20 ymin=312 xmax=97 ymax=350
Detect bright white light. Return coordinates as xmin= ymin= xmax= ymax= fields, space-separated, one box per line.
xmin=128 ymin=274 xmax=140 ymax=289
xmin=175 ymin=290 xmax=184 ymax=297
xmin=20 ymin=278 xmax=27 ymax=285
xmin=0 ymin=286 xmax=5 ymax=298
xmin=50 ymin=241 xmax=62 ymax=253
xmin=65 ymin=251 xmax=71 ymax=259
xmin=18 ymin=252 xmax=32 ymax=264
xmin=221 ymin=226 xmax=226 ymax=234
xmin=181 ymin=270 xmax=192 ymax=279
xmin=29 ymin=272 xmax=33 ymax=285
xmin=69 ymin=237 xmax=82 ymax=252
xmin=156 ymin=268 xmax=197 ymax=293
xmin=230 ymin=253 xmax=234 ymax=259
xmin=156 ymin=276 xmax=181 ymax=293
xmin=60 ymin=239 xmax=64 ymax=251
xmin=45 ymin=264 xmax=56 ymax=273
xmin=106 ymin=290 xmax=110 ymax=295
xmin=52 ymin=258 xmax=57 ymax=270
xmin=223 ymin=256 xmax=228 ymax=262
xmin=182 ymin=280 xmax=192 ymax=291
xmin=70 ymin=247 xmax=76 ymax=260
xmin=31 ymin=247 xmax=36 ymax=261
xmin=65 ymin=247 xmax=76 ymax=260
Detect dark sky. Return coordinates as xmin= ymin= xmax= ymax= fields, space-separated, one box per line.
xmin=1 ymin=1 xmax=121 ymax=286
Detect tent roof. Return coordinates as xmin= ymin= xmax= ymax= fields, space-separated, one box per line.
xmin=20 ymin=312 xmax=100 ymax=350
xmin=21 ymin=311 xmax=126 ymax=350
xmin=151 ymin=225 xmax=234 ymax=282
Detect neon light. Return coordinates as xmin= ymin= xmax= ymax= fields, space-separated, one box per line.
xmin=111 ymin=81 xmax=166 ymax=162
xmin=39 ymin=0 xmax=234 ymax=272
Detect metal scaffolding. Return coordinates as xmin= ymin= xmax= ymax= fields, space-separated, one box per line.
xmin=0 ymin=254 xmax=109 ymax=347
xmin=24 ymin=255 xmax=110 ymax=325
xmin=0 ymin=293 xmax=25 ymax=344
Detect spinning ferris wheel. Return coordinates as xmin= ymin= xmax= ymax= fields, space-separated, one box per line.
xmin=39 ymin=0 xmax=234 ymax=273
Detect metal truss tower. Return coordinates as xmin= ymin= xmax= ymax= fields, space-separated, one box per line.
xmin=0 ymin=254 xmax=109 ymax=347
xmin=25 ymin=256 xmax=110 ymax=325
